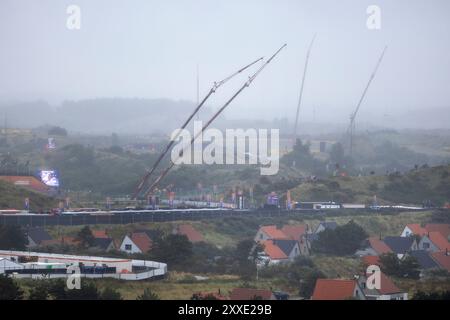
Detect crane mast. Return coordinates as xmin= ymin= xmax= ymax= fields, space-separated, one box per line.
xmin=141 ymin=44 xmax=287 ymax=198
xmin=293 ymin=34 xmax=316 ymax=140
xmin=349 ymin=46 xmax=387 ymax=157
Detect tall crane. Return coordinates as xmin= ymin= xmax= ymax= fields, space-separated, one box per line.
xmin=348 ymin=46 xmax=387 ymax=157
xmin=141 ymin=44 xmax=287 ymax=198
xmin=293 ymin=34 xmax=316 ymax=140
xmin=132 ymin=56 xmax=263 ymax=199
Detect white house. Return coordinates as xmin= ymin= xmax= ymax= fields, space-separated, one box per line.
xmin=119 ymin=232 xmax=152 ymax=254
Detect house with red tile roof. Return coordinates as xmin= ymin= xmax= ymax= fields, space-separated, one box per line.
xmin=357 ymin=272 xmax=408 ymax=300
xmin=257 ymin=239 xmax=301 ymax=266
xmin=311 ymin=279 xmax=366 ymax=300
xmin=401 ymin=224 xmax=427 ymax=237
xmin=255 ymin=224 xmax=310 ymax=255
xmin=362 ymin=255 xmax=381 ymax=267
xmin=229 ymin=288 xmax=275 ymax=300
xmin=92 ymin=230 xmax=109 ymax=239
xmin=424 ymin=224 xmax=450 ymax=240
xmin=119 ymin=232 xmax=152 ymax=254
xmin=254 ymin=225 xmax=288 ymax=241
xmin=174 ymin=224 xmax=204 ymax=243
xmin=356 ymin=237 xmax=393 ymax=257
xmin=430 ymin=251 xmax=450 ymax=272
xmin=418 ymin=232 xmax=450 ymax=252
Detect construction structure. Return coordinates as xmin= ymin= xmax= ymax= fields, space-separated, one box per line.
xmin=348 ymin=46 xmax=387 ymax=157
xmin=133 ymin=44 xmax=286 ymax=199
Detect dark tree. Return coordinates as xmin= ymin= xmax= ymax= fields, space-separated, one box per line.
xmin=0 ymin=225 xmax=27 ymax=250
xmin=101 ymin=287 xmax=122 ymax=300
xmin=76 ymin=226 xmax=95 ymax=248
xmin=28 ymin=281 xmax=50 ymax=300
xmin=312 ymin=220 xmax=368 ymax=255
xmin=151 ymin=234 xmax=193 ymax=266
xmin=137 ymin=288 xmax=160 ymax=300
xmin=0 ymin=275 xmax=23 ymax=300
xmin=48 ymin=126 xmax=68 ymax=136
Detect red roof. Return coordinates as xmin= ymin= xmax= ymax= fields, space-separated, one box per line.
xmin=58 ymin=236 xmax=80 ymax=246
xmin=177 ymin=224 xmax=204 ymax=243
xmin=431 ymin=251 xmax=450 ymax=272
xmin=131 ymin=232 xmax=152 ymax=253
xmin=312 ymin=279 xmax=358 ymax=300
xmin=260 ymin=240 xmax=288 ymax=260
xmin=368 ymin=237 xmax=393 ymax=255
xmin=425 ymin=224 xmax=450 ymax=240
xmin=378 ymin=272 xmax=402 ymax=295
xmin=281 ymin=225 xmax=307 ymax=240
xmin=92 ymin=230 xmax=109 ymax=239
xmin=428 ymin=232 xmax=450 ymax=251
xmin=229 ymin=288 xmax=274 ymax=300
xmin=0 ymin=175 xmax=49 ymax=194
xmin=362 ymin=255 xmax=381 ymax=267
xmin=405 ymin=224 xmax=427 ymax=236
xmin=259 ymin=226 xmax=288 ymax=239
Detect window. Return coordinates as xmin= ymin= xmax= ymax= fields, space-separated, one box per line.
xmin=125 ymin=244 xmax=132 ymax=251
xmin=423 ymin=242 xmax=430 ymax=249
xmin=259 ymin=234 xmax=263 ymax=240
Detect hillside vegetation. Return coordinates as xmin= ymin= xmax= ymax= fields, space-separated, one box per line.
xmin=290 ymin=165 xmax=450 ymax=205
xmin=0 ymin=180 xmax=57 ymax=211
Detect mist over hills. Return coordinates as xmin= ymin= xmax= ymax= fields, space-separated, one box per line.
xmin=0 ymin=98 xmax=214 ymax=134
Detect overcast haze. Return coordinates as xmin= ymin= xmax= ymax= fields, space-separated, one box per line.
xmin=1 ymin=0 xmax=450 ymax=129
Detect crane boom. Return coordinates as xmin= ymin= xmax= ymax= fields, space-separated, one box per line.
xmin=141 ymin=44 xmax=287 ymax=198
xmin=293 ymin=34 xmax=316 ymax=139
xmin=349 ymin=46 xmax=387 ymax=156
xmin=132 ymin=56 xmax=263 ymax=199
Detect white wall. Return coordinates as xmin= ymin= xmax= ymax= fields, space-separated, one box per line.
xmin=120 ymin=235 xmax=142 ymax=254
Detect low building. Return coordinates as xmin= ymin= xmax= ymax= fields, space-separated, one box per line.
xmin=0 ymin=250 xmax=167 ymax=280
xmin=26 ymin=228 xmax=53 ymax=248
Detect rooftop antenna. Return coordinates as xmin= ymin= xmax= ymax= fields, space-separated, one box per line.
xmin=141 ymin=44 xmax=287 ymax=198
xmin=348 ymin=46 xmax=387 ymax=157
xmin=132 ymin=56 xmax=264 ymax=199
xmin=293 ymin=34 xmax=316 ymax=141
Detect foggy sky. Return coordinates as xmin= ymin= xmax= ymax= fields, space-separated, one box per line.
xmin=1 ymin=0 xmax=450 ymax=128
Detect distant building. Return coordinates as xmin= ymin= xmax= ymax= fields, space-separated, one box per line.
xmin=26 ymin=228 xmax=53 ymax=248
